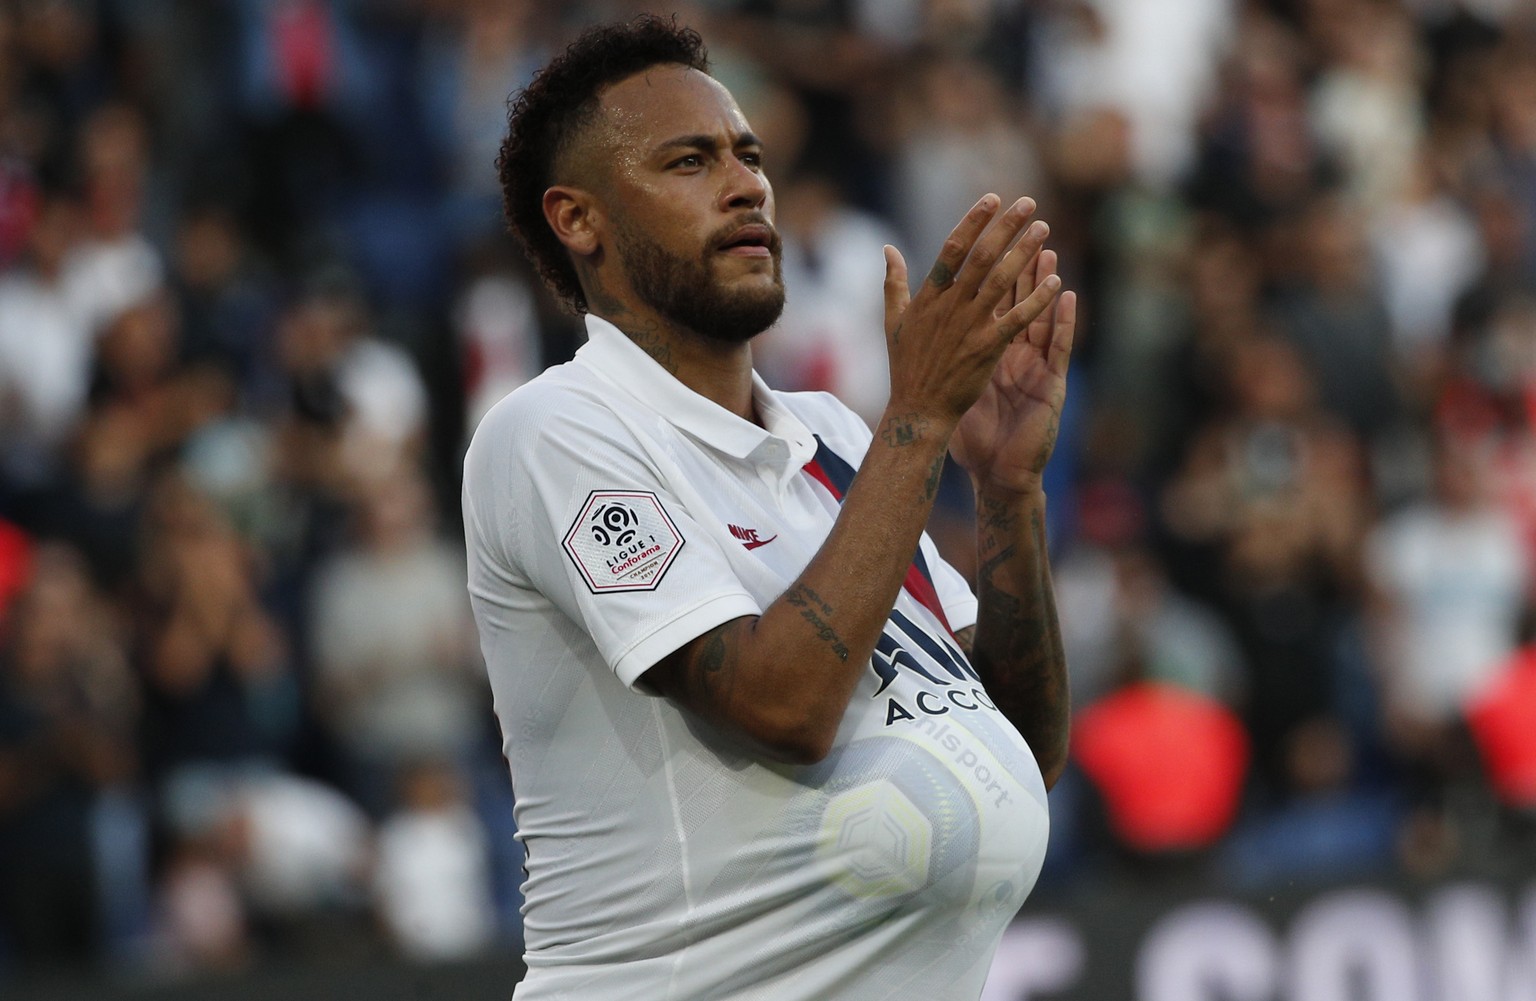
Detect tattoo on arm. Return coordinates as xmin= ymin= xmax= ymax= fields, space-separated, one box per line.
xmin=879 ymin=412 xmax=931 ymax=448
xmin=667 ymin=619 xmax=747 ymax=711
xmin=922 ymin=454 xmax=945 ymax=502
xmin=784 ymin=583 xmax=850 ymax=661
xmin=977 ymin=494 xmax=1020 ymax=535
xmin=972 ymin=503 xmax=1069 ymax=778
xmin=976 ymin=541 xmax=1018 ymax=581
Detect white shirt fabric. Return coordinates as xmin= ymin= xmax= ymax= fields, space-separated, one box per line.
xmin=0 ymin=268 xmax=96 ymax=447
xmin=463 ymin=316 xmax=1050 ymax=1001
xmin=374 ymin=804 xmax=498 ymax=960
xmin=1366 ymin=501 xmax=1530 ymax=722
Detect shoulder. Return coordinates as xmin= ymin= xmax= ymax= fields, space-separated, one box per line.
xmin=463 ymin=362 xmax=666 ymax=518
xmin=468 ymin=364 xmax=629 ymax=460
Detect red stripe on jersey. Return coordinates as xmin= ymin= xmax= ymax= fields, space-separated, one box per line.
xmin=802 ymin=454 xmax=955 ymax=637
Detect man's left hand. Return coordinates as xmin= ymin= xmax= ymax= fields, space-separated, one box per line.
xmin=950 ymin=246 xmax=1078 ymax=495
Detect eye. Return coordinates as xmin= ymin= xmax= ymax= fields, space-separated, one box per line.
xmin=740 ymin=151 xmax=763 ymax=169
xmin=670 ymin=154 xmax=704 ymax=170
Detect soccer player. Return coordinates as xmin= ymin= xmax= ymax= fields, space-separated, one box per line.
xmin=463 ymin=15 xmax=1076 ymax=1000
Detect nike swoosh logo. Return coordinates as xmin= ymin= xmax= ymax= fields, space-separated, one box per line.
xmin=742 ymin=535 xmax=778 ymax=551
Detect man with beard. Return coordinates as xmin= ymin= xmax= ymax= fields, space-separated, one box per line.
xmin=462 ymin=15 xmax=1077 ymax=1001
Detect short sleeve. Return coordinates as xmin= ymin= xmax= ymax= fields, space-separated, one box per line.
xmin=464 ymin=391 xmax=762 ymax=690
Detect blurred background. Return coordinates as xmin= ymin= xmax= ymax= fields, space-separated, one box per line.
xmin=2 ymin=0 xmax=1536 ymax=998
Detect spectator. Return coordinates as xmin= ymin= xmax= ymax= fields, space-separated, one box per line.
xmin=1365 ymin=433 xmax=1530 ymax=790
xmin=372 ymin=758 xmax=497 ymax=961
xmin=135 ymin=472 xmax=297 ymax=783
xmin=0 ymin=192 xmax=92 ymax=475
xmin=274 ymin=276 xmax=429 ymax=482
xmin=0 ymin=542 xmax=146 ymax=971
xmin=1071 ymin=677 xmax=1250 ymax=864
xmin=1467 ymin=631 xmax=1536 ymax=820
xmin=308 ymin=462 xmax=483 ymax=814
xmin=156 ymin=768 xmax=371 ymax=967
xmin=892 ymin=53 xmax=1048 ymax=265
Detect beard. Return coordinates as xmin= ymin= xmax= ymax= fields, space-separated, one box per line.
xmin=614 ymin=216 xmax=785 ymax=343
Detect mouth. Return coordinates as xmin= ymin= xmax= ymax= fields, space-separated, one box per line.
xmin=715 ymin=223 xmax=778 ymax=259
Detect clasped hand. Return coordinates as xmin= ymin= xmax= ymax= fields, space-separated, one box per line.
xmin=882 ymin=194 xmax=1078 ymax=495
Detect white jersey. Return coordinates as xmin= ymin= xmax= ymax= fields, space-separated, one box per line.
xmin=462 ymin=316 xmax=1049 ymax=1001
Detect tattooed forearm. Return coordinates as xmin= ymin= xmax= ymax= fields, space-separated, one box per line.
xmin=784 ymin=584 xmax=850 ymax=661
xmin=977 ymin=493 xmax=1021 ymax=535
xmin=971 ymin=495 xmax=1070 ymax=784
xmin=922 ymin=453 xmax=944 ymax=502
xmin=977 ymin=495 xmax=1021 ymax=568
xmin=879 ymin=412 xmax=932 ymax=448
xmin=976 ymin=542 xmax=1017 ymax=582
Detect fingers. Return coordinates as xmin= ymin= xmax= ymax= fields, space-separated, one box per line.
xmin=997 ymin=271 xmax=1063 ymax=342
xmin=994 ymin=242 xmax=1043 ymax=320
xmin=986 ymin=217 xmax=1049 ymax=318
xmin=949 ymin=196 xmax=1038 ymax=304
xmin=1047 ymin=290 xmax=1078 ymax=376
xmin=925 ymin=194 xmax=1002 ymax=289
xmin=883 ymin=245 xmax=911 ymax=340
xmin=1024 ymin=249 xmax=1059 ymax=349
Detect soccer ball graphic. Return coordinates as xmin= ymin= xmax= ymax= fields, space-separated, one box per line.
xmin=819 ymin=779 xmax=932 ymax=898
xmin=805 ymin=736 xmax=980 ymax=902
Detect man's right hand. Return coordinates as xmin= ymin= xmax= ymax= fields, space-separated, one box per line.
xmin=881 ymin=195 xmax=1061 ymax=429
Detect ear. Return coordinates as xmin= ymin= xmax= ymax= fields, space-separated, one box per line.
xmin=543 ymin=186 xmax=601 ymax=259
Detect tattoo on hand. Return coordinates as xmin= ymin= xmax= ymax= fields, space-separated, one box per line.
xmin=879 ymin=413 xmax=931 ymax=448
xmin=784 ymin=584 xmax=850 ymax=661
xmin=928 ymin=261 xmax=955 ymax=287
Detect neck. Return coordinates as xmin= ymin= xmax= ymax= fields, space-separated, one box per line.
xmin=590 ymin=302 xmax=758 ymax=424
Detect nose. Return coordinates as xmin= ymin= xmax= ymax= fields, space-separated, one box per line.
xmin=719 ymin=156 xmax=769 ymax=212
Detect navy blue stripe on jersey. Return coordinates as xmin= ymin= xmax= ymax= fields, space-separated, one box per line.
xmin=805 ymin=436 xmax=953 ymax=634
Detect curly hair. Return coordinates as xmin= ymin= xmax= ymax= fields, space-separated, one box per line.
xmin=496 ymin=15 xmax=710 ymax=314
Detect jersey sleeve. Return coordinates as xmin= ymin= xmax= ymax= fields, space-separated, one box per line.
xmin=464 ymin=394 xmax=762 ymax=690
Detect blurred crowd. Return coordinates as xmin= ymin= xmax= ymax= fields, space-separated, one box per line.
xmin=3 ymin=0 xmax=1536 ymax=988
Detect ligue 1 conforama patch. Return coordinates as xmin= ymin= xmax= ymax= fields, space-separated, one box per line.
xmin=563 ymin=490 xmax=685 ymax=593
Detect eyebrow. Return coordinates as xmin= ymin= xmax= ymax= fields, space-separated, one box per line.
xmin=654 ymin=132 xmax=763 ymax=155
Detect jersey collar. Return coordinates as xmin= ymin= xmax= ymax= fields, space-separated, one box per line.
xmin=578 ymin=315 xmax=818 ymax=473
